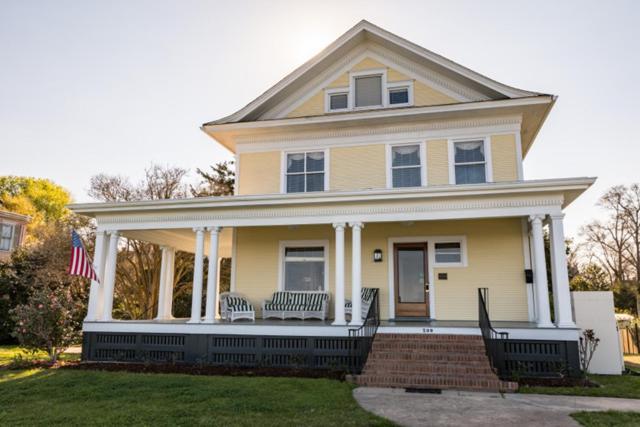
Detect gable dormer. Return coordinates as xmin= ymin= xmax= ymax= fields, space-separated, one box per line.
xmin=284 ymin=55 xmax=460 ymax=118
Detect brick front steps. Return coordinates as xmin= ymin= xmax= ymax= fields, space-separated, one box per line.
xmin=355 ymin=334 xmax=518 ymax=392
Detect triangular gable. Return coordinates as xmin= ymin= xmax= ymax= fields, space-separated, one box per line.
xmin=205 ymin=20 xmax=543 ymax=125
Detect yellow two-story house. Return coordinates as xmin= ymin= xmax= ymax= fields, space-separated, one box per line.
xmin=72 ymin=21 xmax=594 ymax=389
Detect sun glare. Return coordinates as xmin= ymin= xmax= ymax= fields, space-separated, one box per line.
xmin=290 ymin=31 xmax=333 ymax=65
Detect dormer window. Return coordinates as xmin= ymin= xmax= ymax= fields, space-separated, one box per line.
xmin=325 ymin=69 xmax=414 ymax=113
xmin=354 ymin=75 xmax=383 ymax=108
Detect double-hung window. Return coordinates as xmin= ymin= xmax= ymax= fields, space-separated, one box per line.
xmin=454 ymin=140 xmax=487 ymax=184
xmin=283 ymin=246 xmax=325 ymax=291
xmin=391 ymin=144 xmax=422 ymax=188
xmin=0 ymin=224 xmax=14 ymax=251
xmin=285 ymin=151 xmax=325 ymax=193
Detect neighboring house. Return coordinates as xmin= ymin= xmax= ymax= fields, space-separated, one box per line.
xmin=71 ymin=21 xmax=595 ymax=390
xmin=0 ymin=211 xmax=29 ymax=261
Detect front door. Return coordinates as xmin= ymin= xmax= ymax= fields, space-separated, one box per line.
xmin=394 ymin=242 xmax=429 ymax=317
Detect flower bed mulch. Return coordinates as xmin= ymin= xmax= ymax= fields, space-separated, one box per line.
xmin=517 ymin=376 xmax=599 ymax=388
xmin=61 ymin=361 xmax=347 ymax=380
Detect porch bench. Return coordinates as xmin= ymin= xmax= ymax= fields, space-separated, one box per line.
xmin=345 ymin=287 xmax=376 ymax=321
xmin=261 ymin=291 xmax=329 ymax=320
xmin=220 ymin=292 xmax=256 ymax=322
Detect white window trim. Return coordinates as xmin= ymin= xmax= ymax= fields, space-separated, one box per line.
xmin=278 ymin=240 xmax=330 ymax=292
xmin=386 ymin=235 xmax=468 ymax=319
xmin=280 ymin=149 xmax=330 ymax=194
xmin=350 ymin=68 xmax=388 ymax=110
xmin=324 ymin=87 xmax=350 ymax=113
xmin=385 ymin=142 xmax=427 ymax=189
xmin=0 ymin=223 xmax=15 ymax=251
xmin=447 ymin=137 xmax=493 ymax=185
xmin=432 ymin=236 xmax=468 ymax=267
xmin=386 ymin=80 xmax=414 ymax=107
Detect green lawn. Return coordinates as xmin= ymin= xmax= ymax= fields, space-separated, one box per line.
xmin=572 ymin=411 xmax=640 ymax=427
xmin=519 ymin=373 xmax=640 ymax=399
xmin=0 ymin=345 xmax=80 ymax=366
xmin=0 ymin=368 xmax=393 ymax=426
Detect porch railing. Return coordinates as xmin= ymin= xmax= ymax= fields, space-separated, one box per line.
xmin=348 ymin=288 xmax=380 ymax=374
xmin=478 ymin=288 xmax=509 ymax=377
xmin=478 ymin=287 xmax=581 ymax=379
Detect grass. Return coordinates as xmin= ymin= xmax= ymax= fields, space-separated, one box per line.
xmin=0 ymin=345 xmax=80 ymax=366
xmin=571 ymin=411 xmax=640 ymax=426
xmin=0 ymin=368 xmax=393 ymax=426
xmin=519 ymin=373 xmax=640 ymax=399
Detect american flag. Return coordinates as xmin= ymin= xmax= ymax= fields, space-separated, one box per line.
xmin=68 ymin=230 xmax=99 ymax=282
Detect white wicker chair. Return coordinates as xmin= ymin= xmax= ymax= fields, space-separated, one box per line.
xmin=345 ymin=287 xmax=376 ymax=321
xmin=220 ymin=292 xmax=255 ymax=322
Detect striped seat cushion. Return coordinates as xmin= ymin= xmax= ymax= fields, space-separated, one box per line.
xmin=226 ymin=296 xmax=254 ymax=312
xmin=344 ymin=301 xmax=352 ymax=308
xmin=289 ymin=292 xmax=307 ymax=306
xmin=264 ymin=303 xmax=304 ymax=311
xmin=271 ymin=291 xmax=290 ymax=305
xmin=305 ymin=293 xmax=327 ymax=311
xmin=361 ymin=288 xmax=376 ymax=302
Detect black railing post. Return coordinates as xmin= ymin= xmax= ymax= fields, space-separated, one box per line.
xmin=348 ymin=288 xmax=380 ymax=375
xmin=478 ymin=288 xmax=509 ymax=379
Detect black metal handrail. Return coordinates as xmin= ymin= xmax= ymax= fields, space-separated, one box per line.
xmin=348 ymin=288 xmax=380 ymax=374
xmin=478 ymin=288 xmax=509 ymax=376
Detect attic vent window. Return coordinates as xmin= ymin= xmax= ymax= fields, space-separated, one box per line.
xmin=354 ymin=75 xmax=382 ymax=107
xmin=329 ymin=93 xmax=348 ymax=111
xmin=389 ymin=87 xmax=409 ymax=105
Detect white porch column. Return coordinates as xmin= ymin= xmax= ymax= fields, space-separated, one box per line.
xmin=349 ymin=222 xmax=364 ymax=326
xmin=100 ymin=230 xmax=119 ymax=321
xmin=204 ymin=226 xmax=221 ymax=323
xmin=86 ymin=230 xmax=108 ymax=321
xmin=529 ymin=215 xmax=553 ymax=327
xmin=188 ymin=227 xmax=206 ymax=323
xmin=333 ymin=223 xmax=347 ymax=325
xmin=156 ymin=246 xmax=175 ymax=320
xmin=549 ymin=214 xmax=576 ymax=327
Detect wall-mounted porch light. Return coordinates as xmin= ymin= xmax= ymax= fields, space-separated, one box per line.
xmin=373 ymin=249 xmax=383 ymax=263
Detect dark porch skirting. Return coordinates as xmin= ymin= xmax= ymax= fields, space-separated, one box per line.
xmin=82 ymin=332 xmax=362 ymax=371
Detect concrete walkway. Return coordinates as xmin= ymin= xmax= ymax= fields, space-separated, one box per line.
xmin=354 ymin=387 xmax=640 ymax=427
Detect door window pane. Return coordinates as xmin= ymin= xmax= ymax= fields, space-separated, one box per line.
xmin=355 ymin=75 xmax=382 ymax=107
xmin=397 ymin=248 xmax=426 ymax=303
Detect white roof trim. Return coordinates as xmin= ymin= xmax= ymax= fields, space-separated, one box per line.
xmin=70 ymin=177 xmax=595 ymax=216
xmin=205 ymin=20 xmax=543 ymax=126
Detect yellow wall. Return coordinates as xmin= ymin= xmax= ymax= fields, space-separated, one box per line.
xmin=426 ymin=139 xmax=449 ymax=185
xmin=414 ymin=81 xmax=457 ymax=106
xmin=330 ymin=145 xmax=386 ymax=191
xmin=491 ymin=134 xmax=519 ymax=182
xmin=233 ymin=218 xmax=529 ymax=321
xmin=238 ymin=152 xmax=281 ymax=195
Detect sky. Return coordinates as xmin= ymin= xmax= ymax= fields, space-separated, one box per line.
xmin=1 ymin=0 xmax=639 ymax=238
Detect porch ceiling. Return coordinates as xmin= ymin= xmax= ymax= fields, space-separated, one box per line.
xmin=121 ymin=228 xmax=233 ymax=257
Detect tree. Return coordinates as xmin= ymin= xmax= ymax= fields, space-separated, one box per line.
xmin=0 ymin=176 xmax=72 ymax=239
xmin=11 ymin=285 xmax=82 ymax=363
xmin=0 ymin=217 xmax=90 ymax=343
xmin=190 ymin=161 xmax=235 ymax=197
xmin=580 ymin=184 xmax=640 ymax=314
xmin=570 ymin=264 xmax=610 ymax=292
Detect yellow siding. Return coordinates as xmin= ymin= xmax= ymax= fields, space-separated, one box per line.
xmin=491 ymin=134 xmax=519 ymax=182
xmin=330 ymin=145 xmax=386 ymax=191
xmin=287 ymin=91 xmax=324 ymax=118
xmin=238 ymin=152 xmax=280 ymax=195
xmin=234 ymin=218 xmax=528 ymax=321
xmin=351 ymin=57 xmax=386 ymax=71
xmin=426 ymin=139 xmax=449 ymax=185
xmin=387 ymin=69 xmax=411 ymax=82
xmin=414 ymin=80 xmax=458 ymax=106
xmin=327 ymin=73 xmax=349 ymax=88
